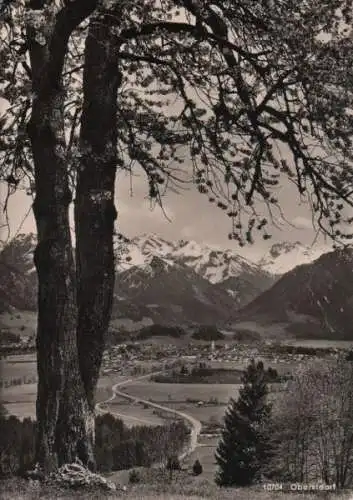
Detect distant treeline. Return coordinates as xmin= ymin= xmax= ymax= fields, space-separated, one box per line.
xmin=107 ymin=324 xmax=227 ymax=344
xmin=151 ymin=363 xmax=284 ymax=384
xmin=0 ymin=376 xmax=37 ymax=389
xmin=265 ymin=344 xmax=339 ymax=356
xmin=0 ymin=346 xmax=36 ymax=356
xmin=0 ymin=331 xmax=22 ymax=344
xmin=0 ymin=413 xmax=189 ymax=477
xmin=136 ymin=324 xmax=186 ymax=340
xmin=191 ymin=325 xmax=225 ymax=341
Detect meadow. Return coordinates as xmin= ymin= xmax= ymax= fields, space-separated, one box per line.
xmin=0 ymin=311 xmax=37 ymax=338
xmin=0 ymin=354 xmax=128 ymax=419
xmin=104 ymin=397 xmax=167 ymax=426
xmin=124 ymin=382 xmax=240 ymax=404
xmin=1 ymin=353 xmax=37 ymax=380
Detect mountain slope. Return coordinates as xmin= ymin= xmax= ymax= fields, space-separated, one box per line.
xmin=234 ymin=247 xmax=353 ymax=339
xmin=1 ymin=233 xmax=262 ymax=326
xmin=113 ymin=255 xmax=236 ymax=325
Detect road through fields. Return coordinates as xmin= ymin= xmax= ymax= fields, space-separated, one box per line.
xmin=95 ymin=372 xmax=202 ymax=461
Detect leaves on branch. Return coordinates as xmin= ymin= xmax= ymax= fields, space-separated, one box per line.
xmin=1 ymin=0 xmax=353 ymax=244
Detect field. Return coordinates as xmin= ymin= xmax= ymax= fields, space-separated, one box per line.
xmin=0 ymin=311 xmax=37 ymax=339
xmin=1 ymin=353 xmax=37 ymax=380
xmin=207 ymin=359 xmax=298 ymax=375
xmin=0 ymin=354 xmax=128 ymax=420
xmin=105 ymin=397 xmax=167 ymax=426
xmin=124 ymin=382 xmax=240 ymax=404
xmin=184 ymin=436 xmax=219 ymax=480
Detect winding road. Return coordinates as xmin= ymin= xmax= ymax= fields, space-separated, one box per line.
xmin=95 ymin=372 xmax=202 ymax=461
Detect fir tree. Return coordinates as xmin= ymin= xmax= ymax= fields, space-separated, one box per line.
xmin=215 ymin=360 xmax=272 ymax=487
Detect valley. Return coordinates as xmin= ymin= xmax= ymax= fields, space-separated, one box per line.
xmin=2 ymin=336 xmax=352 ymax=481
xmin=1 ymin=232 xmax=353 ymax=483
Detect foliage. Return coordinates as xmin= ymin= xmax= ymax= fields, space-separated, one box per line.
xmin=232 ymin=329 xmax=262 ymax=343
xmin=268 ymin=358 xmax=353 ymax=488
xmin=346 ymin=349 xmax=353 ymax=361
xmin=0 ymin=412 xmax=189 ymax=477
xmin=95 ymin=413 xmax=189 ymax=472
xmin=0 ymin=330 xmax=21 ymax=344
xmin=167 ymin=455 xmax=181 ymax=471
xmin=152 ymin=363 xmax=283 ymax=384
xmin=192 ymin=459 xmax=203 ymax=476
xmin=0 ymin=374 xmax=37 ymax=389
xmin=136 ymin=324 xmax=187 ymax=340
xmin=0 ymin=415 xmax=36 ymax=477
xmin=1 ymin=1 xmax=353 ymax=243
xmin=215 ymin=359 xmax=272 ymax=487
xmin=129 ymin=468 xmax=142 ymax=484
xmin=192 ymin=325 xmax=225 ymax=341
xmin=166 ymin=454 xmax=181 ymax=480
xmin=265 ymin=343 xmax=336 ymax=357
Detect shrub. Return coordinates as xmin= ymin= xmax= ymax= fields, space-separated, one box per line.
xmin=192 ymin=459 xmax=203 ymax=476
xmin=0 ymin=331 xmax=21 ymax=344
xmin=129 ymin=469 xmax=141 ymax=484
xmin=166 ymin=455 xmax=181 ymax=480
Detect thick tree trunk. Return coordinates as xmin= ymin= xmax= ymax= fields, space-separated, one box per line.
xmin=27 ymin=15 xmax=95 ymax=472
xmin=29 ymin=88 xmax=94 ymax=473
xmin=75 ymin=17 xmax=121 ymax=410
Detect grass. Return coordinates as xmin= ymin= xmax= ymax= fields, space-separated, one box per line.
xmin=124 ymin=382 xmax=240 ymax=404
xmin=158 ymin=401 xmax=226 ymax=423
xmin=1 ymin=383 xmax=37 ymax=419
xmin=0 ymin=370 xmax=128 ymax=421
xmin=184 ymin=443 xmax=218 ymax=481
xmin=0 ymin=311 xmax=37 ymax=338
xmin=1 ymin=474 xmax=352 ymax=500
xmin=1 ymin=354 xmax=37 ymax=381
xmin=104 ymin=398 xmax=167 ymax=426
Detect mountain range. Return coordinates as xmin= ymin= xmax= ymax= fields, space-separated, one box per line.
xmin=2 ymin=232 xmax=350 ymax=339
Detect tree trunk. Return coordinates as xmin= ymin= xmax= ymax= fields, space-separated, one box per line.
xmin=75 ymin=16 xmax=121 ymax=411
xmin=27 ymin=14 xmax=95 ymax=472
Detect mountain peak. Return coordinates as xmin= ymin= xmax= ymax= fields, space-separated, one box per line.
xmin=259 ymin=241 xmax=327 ymax=275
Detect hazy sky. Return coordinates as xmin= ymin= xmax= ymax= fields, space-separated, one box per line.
xmin=1 ymin=165 xmax=336 ymax=261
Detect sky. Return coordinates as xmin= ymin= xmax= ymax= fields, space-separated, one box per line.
xmin=1 ymin=166 xmax=335 ymax=262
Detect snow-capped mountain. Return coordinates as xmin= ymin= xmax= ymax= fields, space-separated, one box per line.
xmin=0 ymin=232 xmax=275 ymax=325
xmin=113 ymin=255 xmax=236 ymax=325
xmin=118 ymin=233 xmax=275 ymax=304
xmin=258 ymin=241 xmax=327 ymax=275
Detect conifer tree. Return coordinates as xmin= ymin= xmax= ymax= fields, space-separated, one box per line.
xmin=215 ymin=360 xmax=272 ymax=487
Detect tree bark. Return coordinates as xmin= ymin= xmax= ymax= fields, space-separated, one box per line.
xmin=75 ymin=16 xmax=121 ymax=411
xmin=26 ymin=6 xmax=97 ymax=472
